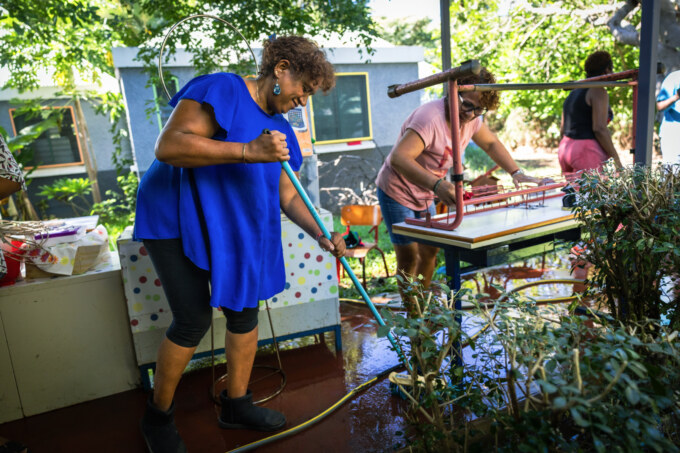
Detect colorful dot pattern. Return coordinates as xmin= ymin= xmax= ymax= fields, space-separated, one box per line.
xmin=118 ymin=214 xmax=339 ymax=333
xmin=263 ymin=215 xmax=338 ymax=308
xmin=118 ymin=239 xmax=185 ymax=333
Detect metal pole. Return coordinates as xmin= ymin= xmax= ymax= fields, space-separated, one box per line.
xmin=634 ymin=0 xmax=660 ymax=166
xmin=458 ymin=81 xmax=635 ymax=92
xmin=440 ymin=0 xmax=451 ymax=71
xmin=440 ymin=0 xmax=451 ymax=96
xmin=387 ymin=60 xmax=481 ymax=98
xmin=446 ymin=79 xmax=464 ymax=231
xmin=280 ymin=160 xmax=411 ymax=371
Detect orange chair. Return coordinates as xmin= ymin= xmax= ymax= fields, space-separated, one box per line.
xmin=338 ymin=205 xmax=390 ymax=288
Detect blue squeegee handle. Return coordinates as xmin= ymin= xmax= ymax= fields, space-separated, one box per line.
xmin=263 ymin=129 xmax=408 ymax=368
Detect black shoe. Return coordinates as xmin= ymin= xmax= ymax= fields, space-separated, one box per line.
xmin=140 ymin=397 xmax=188 ymax=453
xmin=218 ymin=389 xmax=286 ymax=431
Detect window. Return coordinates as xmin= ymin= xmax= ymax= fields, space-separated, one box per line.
xmin=153 ymin=77 xmax=179 ymax=132
xmin=9 ymin=106 xmax=83 ymax=169
xmin=310 ymin=72 xmax=372 ymax=145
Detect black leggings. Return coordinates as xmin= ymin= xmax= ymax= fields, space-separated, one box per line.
xmin=144 ymin=239 xmax=259 ymax=348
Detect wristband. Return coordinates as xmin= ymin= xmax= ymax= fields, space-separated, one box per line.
xmin=510 ymin=168 xmax=524 ymax=177
xmin=432 ymin=178 xmax=444 ymax=193
xmin=315 ymin=231 xmax=324 ymax=241
xmin=241 ymin=143 xmax=247 ymax=163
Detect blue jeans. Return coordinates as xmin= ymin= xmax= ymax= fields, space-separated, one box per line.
xmin=377 ymin=187 xmax=435 ymax=246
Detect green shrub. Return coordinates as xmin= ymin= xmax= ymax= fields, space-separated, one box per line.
xmin=380 ymin=279 xmax=680 ymax=452
xmin=573 ymin=163 xmax=680 ymax=327
xmin=90 ymin=171 xmax=138 ymax=247
xmin=38 ymin=177 xmax=92 ymax=216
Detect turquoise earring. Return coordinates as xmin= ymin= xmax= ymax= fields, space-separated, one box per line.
xmin=273 ymin=78 xmax=281 ymax=96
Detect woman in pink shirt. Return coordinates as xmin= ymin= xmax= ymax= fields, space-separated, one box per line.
xmin=376 ymin=67 xmax=546 ymax=301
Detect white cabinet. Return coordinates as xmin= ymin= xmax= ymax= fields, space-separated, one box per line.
xmin=0 ymin=253 xmax=139 ymax=423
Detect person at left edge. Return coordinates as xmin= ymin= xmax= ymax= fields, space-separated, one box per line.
xmin=134 ymin=36 xmax=346 ymax=453
xmin=0 ymin=134 xmax=25 ymax=281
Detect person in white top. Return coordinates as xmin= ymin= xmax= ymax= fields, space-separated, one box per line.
xmin=656 ymin=69 xmax=680 ymax=165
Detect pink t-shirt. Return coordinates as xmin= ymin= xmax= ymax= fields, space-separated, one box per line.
xmin=375 ymin=98 xmax=482 ymax=211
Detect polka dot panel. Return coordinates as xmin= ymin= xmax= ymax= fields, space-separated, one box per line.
xmin=263 ymin=215 xmax=338 ymax=308
xmin=119 ymin=214 xmax=339 ymax=333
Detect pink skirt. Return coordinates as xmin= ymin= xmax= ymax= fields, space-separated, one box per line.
xmin=557 ymin=136 xmax=608 ymax=173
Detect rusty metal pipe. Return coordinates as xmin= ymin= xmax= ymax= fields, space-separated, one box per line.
xmin=580 ymin=69 xmax=639 ymax=82
xmin=387 ymin=60 xmax=481 ymax=98
xmin=459 ymin=80 xmax=635 ymax=92
xmin=458 ymin=69 xmax=640 ymax=93
xmin=463 ymin=182 xmax=565 ymax=206
xmin=447 ymin=79 xmax=465 ymax=231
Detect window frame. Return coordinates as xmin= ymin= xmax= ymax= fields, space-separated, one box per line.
xmin=309 ymin=72 xmax=373 ymax=145
xmin=8 ymin=105 xmax=85 ymax=171
xmin=153 ymin=76 xmax=179 ymax=133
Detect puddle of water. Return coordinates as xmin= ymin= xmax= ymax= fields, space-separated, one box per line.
xmin=460 ymin=246 xmax=593 ymax=303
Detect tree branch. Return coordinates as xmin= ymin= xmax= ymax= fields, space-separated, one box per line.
xmin=524 ymin=3 xmax=622 ymax=19
xmin=607 ymin=0 xmax=640 ymax=46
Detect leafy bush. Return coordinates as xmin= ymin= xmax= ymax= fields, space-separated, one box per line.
xmin=464 ymin=141 xmax=495 ymax=174
xmin=90 ymin=171 xmax=138 ymax=245
xmin=379 ymin=279 xmax=680 ymax=452
xmin=573 ymin=163 xmax=680 ymax=327
xmin=35 ymin=172 xmax=137 ymax=248
xmin=38 ymin=177 xmax=93 ymax=216
xmin=437 ymin=0 xmax=639 ymax=150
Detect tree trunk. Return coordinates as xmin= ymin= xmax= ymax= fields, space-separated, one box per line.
xmin=72 ymin=97 xmax=102 ymax=204
xmin=608 ymin=0 xmax=680 ymax=74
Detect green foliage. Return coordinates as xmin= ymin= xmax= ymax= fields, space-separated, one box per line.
xmin=91 ymin=90 xmax=133 ymax=174
xmin=378 ymin=17 xmax=438 ymax=49
xmin=379 ymin=280 xmax=680 ymax=452
xmin=1 ymin=0 xmax=379 ymax=96
xmin=1 ymin=0 xmax=381 ymax=222
xmin=0 ymin=1 xmax=118 ymax=93
xmin=464 ymin=141 xmax=495 ymax=173
xmin=376 ymin=14 xmax=442 ymax=99
xmin=573 ymin=163 xmax=680 ymax=327
xmin=435 ymin=1 xmax=640 ymax=147
xmin=2 ymin=1 xmax=380 ymax=90
xmin=91 ymin=171 xmax=138 ymax=244
xmin=38 ymin=177 xmax=93 ymax=216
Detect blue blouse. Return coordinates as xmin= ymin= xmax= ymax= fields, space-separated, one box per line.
xmin=657 ymin=70 xmax=680 ymax=129
xmin=135 ymin=73 xmax=303 ymax=311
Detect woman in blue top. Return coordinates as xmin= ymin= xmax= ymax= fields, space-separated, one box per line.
xmin=136 ymin=36 xmax=345 ymax=453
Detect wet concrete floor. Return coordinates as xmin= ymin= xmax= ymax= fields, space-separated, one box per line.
xmin=0 ymin=248 xmax=588 ymax=453
xmin=0 ymin=303 xmax=410 ymax=453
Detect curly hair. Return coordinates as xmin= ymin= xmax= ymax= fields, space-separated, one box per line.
xmin=458 ymin=67 xmax=500 ymax=111
xmin=259 ymin=36 xmax=335 ymax=93
xmin=584 ymin=51 xmax=613 ymax=78
xmin=444 ymin=66 xmax=500 ymax=122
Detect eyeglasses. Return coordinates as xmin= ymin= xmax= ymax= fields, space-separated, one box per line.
xmin=458 ymin=94 xmax=487 ymax=117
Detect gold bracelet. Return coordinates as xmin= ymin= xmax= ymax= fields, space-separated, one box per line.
xmin=241 ymin=143 xmax=247 ymax=163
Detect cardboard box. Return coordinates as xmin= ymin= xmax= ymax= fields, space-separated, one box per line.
xmin=25 ymin=244 xmax=108 ymax=279
xmin=470 ymin=174 xmax=500 ymax=196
